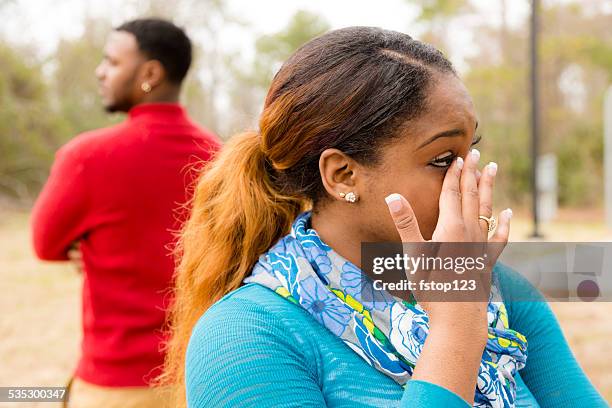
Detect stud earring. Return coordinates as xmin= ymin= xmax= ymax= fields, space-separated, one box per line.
xmin=141 ymin=82 xmax=152 ymax=93
xmin=339 ymin=191 xmax=358 ymax=203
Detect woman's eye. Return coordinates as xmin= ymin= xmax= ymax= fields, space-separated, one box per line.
xmin=430 ymin=152 xmax=455 ymax=168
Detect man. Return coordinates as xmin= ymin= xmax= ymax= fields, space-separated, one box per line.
xmin=31 ymin=18 xmax=221 ymax=407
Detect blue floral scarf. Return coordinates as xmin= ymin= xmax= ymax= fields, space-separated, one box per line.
xmin=245 ymin=212 xmax=528 ymax=408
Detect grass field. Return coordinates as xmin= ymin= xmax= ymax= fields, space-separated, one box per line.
xmin=1 ymin=208 xmax=611 ymax=406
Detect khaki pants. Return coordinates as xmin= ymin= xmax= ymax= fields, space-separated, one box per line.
xmin=65 ymin=377 xmax=171 ymax=408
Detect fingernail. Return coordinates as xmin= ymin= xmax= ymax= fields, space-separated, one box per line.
xmin=503 ymin=208 xmax=513 ymax=219
xmin=456 ymin=157 xmax=464 ymax=170
xmin=385 ymin=193 xmax=403 ymax=214
xmin=471 ymin=148 xmax=480 ymax=162
xmin=488 ymin=162 xmax=498 ymax=176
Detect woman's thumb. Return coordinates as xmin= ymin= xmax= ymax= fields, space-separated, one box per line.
xmin=385 ymin=193 xmax=424 ymax=242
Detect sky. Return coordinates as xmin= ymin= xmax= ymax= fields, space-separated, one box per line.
xmin=3 ymin=0 xmax=604 ymax=68
xmin=1 ymin=0 xmax=534 ymax=68
xmin=1 ymin=0 xmax=596 ymax=124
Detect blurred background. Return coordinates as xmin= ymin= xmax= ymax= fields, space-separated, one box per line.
xmin=0 ymin=0 xmax=611 ymax=405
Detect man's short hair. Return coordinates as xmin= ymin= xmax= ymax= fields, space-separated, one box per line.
xmin=116 ymin=18 xmax=192 ymax=84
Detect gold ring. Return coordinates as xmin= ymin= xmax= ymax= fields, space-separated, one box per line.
xmin=479 ymin=215 xmax=497 ymax=233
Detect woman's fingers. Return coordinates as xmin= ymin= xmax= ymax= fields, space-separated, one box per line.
xmin=487 ymin=208 xmax=513 ymax=261
xmin=437 ymin=156 xmax=464 ymax=229
xmin=385 ymin=193 xmax=424 ymax=242
xmin=461 ymin=149 xmax=481 ymax=237
xmin=477 ymin=162 xmax=497 ymax=237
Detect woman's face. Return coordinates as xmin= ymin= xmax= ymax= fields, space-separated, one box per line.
xmin=355 ymin=73 xmax=479 ymax=241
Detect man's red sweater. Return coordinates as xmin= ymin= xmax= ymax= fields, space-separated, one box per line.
xmin=31 ymin=103 xmax=221 ymax=387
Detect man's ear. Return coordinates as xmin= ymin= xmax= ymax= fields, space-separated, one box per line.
xmin=139 ymin=60 xmax=165 ymax=88
xmin=319 ymin=148 xmax=359 ymax=202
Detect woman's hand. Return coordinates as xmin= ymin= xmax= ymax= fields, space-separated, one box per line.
xmin=384 ymin=149 xmax=513 ymax=404
xmin=384 ymin=149 xmax=512 ymax=318
xmin=385 ymin=149 xmax=511 ymax=245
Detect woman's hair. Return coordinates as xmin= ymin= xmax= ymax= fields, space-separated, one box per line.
xmin=162 ymin=26 xmax=455 ymax=405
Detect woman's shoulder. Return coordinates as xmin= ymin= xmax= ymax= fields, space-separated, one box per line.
xmin=185 ymin=283 xmax=326 ymax=405
xmin=191 ymin=283 xmax=307 ymax=330
xmin=493 ymin=262 xmax=545 ymax=303
xmin=187 ymin=283 xmax=323 ymax=362
xmin=492 ymin=261 xmax=551 ymax=330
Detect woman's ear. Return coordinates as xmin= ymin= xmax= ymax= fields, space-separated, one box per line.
xmin=319 ymin=148 xmax=359 ymax=202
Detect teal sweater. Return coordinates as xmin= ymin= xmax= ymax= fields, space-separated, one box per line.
xmin=185 ymin=264 xmax=607 ymax=407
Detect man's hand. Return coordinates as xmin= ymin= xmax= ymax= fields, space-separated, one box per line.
xmin=67 ymin=242 xmax=84 ymax=274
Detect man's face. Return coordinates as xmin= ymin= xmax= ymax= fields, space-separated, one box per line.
xmin=95 ymin=31 xmax=144 ymax=113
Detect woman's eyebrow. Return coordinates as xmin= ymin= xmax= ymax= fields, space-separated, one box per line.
xmin=416 ymin=129 xmax=465 ymax=150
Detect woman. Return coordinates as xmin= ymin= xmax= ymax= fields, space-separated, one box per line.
xmin=163 ymin=27 xmax=607 ymax=407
